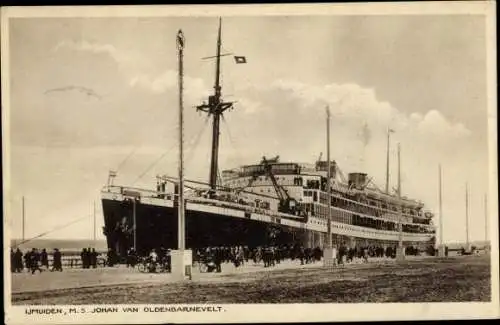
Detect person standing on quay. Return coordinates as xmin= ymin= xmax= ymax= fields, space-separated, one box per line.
xmin=40 ymin=248 xmax=49 ymax=270
xmin=214 ymin=247 xmax=223 ymax=273
xmin=81 ymin=248 xmax=87 ymax=268
xmin=14 ymin=248 xmax=23 ymax=272
xmin=10 ymin=249 xmax=15 ymax=273
xmin=90 ymin=248 xmax=98 ymax=268
xmin=126 ymin=247 xmax=134 ymax=267
xmin=51 ymin=248 xmax=63 ymax=272
xmin=88 ymin=247 xmax=93 ymax=266
xmin=30 ymin=248 xmax=42 ymax=274
xmin=24 ymin=249 xmax=31 ymax=271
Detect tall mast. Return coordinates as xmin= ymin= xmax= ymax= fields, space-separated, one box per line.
xmin=22 ymin=196 xmax=25 ymax=242
xmin=484 ymin=193 xmax=488 ymax=242
xmin=93 ymin=201 xmax=96 ymax=243
xmin=326 ymin=106 xmax=332 ymax=250
xmin=385 ymin=128 xmax=393 ymax=194
xmin=177 ymin=30 xmax=186 ymax=251
xmin=197 ymin=18 xmax=234 ymax=193
xmin=396 ymin=143 xmax=404 ymax=261
xmin=438 ymin=164 xmax=443 ymax=248
xmin=465 ymin=183 xmax=469 ymax=248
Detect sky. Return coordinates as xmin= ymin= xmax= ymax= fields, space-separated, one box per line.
xmin=4 ymin=14 xmax=495 ymax=244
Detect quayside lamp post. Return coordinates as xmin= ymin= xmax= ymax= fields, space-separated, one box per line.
xmin=396 ymin=143 xmax=405 ymax=262
xmin=465 ymin=183 xmax=470 ymax=252
xmin=323 ymin=106 xmax=335 ymax=267
xmin=438 ymin=164 xmax=446 ymax=257
xmin=484 ymin=193 xmax=489 ymax=252
xmin=385 ymin=128 xmax=394 ymax=194
xmin=22 ymin=196 xmax=26 ymax=243
xmin=170 ymin=29 xmax=192 ymax=280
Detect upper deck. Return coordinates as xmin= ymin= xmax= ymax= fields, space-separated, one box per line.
xmin=101 ymin=183 xmax=435 ymax=241
xmin=222 ymin=159 xmax=433 ymax=221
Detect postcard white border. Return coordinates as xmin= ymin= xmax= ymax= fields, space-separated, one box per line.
xmin=2 ymin=2 xmax=498 ymax=324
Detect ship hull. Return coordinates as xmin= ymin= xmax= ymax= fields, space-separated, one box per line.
xmin=102 ymin=198 xmax=307 ymax=257
xmin=102 ymin=192 xmax=435 ymax=258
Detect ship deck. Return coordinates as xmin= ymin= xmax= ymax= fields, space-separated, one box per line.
xmin=102 ymin=187 xmax=434 ymax=245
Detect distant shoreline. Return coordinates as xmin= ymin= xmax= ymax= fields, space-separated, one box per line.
xmin=10 ymin=238 xmax=108 ymax=251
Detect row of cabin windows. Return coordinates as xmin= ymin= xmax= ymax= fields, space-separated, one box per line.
xmin=304 ymin=203 xmax=432 ymax=234
xmin=228 ymin=176 xmax=310 ymax=188
xmin=310 ymin=190 xmax=427 ymax=225
xmin=315 ymin=204 xmax=351 ymax=224
xmin=303 ymin=179 xmax=423 ymax=217
xmin=230 ymin=176 xmax=421 ymax=218
xmin=308 ymin=219 xmax=434 ymax=239
xmin=228 ymin=176 xmax=303 ymax=191
xmin=229 ymin=176 xmax=427 ymax=224
xmin=232 ymin=175 xmax=415 ymax=212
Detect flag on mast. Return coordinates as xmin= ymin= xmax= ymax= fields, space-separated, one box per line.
xmin=234 ymin=56 xmax=247 ymax=64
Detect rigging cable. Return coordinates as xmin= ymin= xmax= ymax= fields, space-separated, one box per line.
xmin=131 ymin=118 xmax=209 ymax=186
xmin=185 ymin=115 xmax=210 ymax=169
xmin=221 ymin=115 xmax=244 ymax=166
xmin=131 ymin=142 xmax=178 ymax=186
xmin=115 ymin=124 xmax=177 ymax=175
xmin=12 ymin=214 xmax=90 ymax=249
xmin=115 ymin=147 xmax=138 ymax=173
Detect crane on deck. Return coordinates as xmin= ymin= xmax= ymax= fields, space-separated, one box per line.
xmin=261 ymin=156 xmax=301 ymax=215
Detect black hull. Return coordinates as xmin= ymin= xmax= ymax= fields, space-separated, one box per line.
xmin=102 ymin=199 xmax=308 ymax=257
xmin=102 ymin=198 xmax=435 ymax=258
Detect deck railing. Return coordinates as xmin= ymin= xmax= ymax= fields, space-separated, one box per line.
xmin=102 ymin=185 xmax=435 ymax=237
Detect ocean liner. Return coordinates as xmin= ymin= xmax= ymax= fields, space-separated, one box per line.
xmin=101 ymin=19 xmax=436 ymax=257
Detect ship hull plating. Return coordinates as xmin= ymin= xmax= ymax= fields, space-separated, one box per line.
xmin=102 ymin=198 xmax=307 ymax=257
xmin=102 ymin=197 xmax=435 ymax=258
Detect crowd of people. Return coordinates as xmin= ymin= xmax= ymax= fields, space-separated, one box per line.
xmin=10 ymin=247 xmax=106 ymax=274
xmin=11 ymin=243 xmax=433 ymax=275
xmin=10 ymin=248 xmax=62 ymax=274
xmin=130 ymin=247 xmax=172 ymax=272
xmin=80 ymin=248 xmax=100 ymax=268
xmin=192 ymin=245 xmax=329 ymax=273
xmin=189 ymin=243 xmax=429 ymax=272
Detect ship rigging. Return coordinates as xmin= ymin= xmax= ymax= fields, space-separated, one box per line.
xmin=196 ymin=18 xmax=237 ymax=195
xmin=100 ymin=18 xmax=436 ymax=258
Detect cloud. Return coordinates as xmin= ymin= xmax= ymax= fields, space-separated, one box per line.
xmin=128 ymin=70 xmax=211 ymax=107
xmin=129 ymin=71 xmax=178 ymax=93
xmin=53 ymin=40 xmax=132 ymax=65
xmin=241 ymin=79 xmax=472 ymax=142
xmin=236 ymin=97 xmax=265 ymax=115
xmin=416 ymin=110 xmax=472 ymax=138
xmin=52 ymin=40 xmax=471 ymax=144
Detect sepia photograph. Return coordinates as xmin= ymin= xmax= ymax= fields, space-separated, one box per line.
xmin=2 ymin=2 xmax=498 ymax=324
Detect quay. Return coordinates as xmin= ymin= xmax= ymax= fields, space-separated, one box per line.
xmin=11 ymin=255 xmax=490 ymax=304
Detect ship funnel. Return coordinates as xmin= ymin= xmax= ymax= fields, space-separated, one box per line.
xmin=348 ymin=172 xmax=368 ymax=190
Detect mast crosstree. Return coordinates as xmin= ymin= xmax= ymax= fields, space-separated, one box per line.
xmin=197 ymin=18 xmax=236 ymax=194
